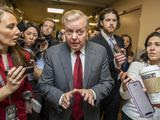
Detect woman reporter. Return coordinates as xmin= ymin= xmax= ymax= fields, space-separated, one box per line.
xmin=121 ymin=34 xmax=134 ymax=70
xmin=0 ymin=7 xmax=32 ymax=120
xmin=120 ymin=32 xmax=160 ymax=120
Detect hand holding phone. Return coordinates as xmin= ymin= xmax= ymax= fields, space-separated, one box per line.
xmin=114 ymin=44 xmax=122 ymax=53
xmin=119 ymin=71 xmax=132 ymax=91
xmin=114 ymin=44 xmax=127 ymax=72
xmin=127 ymin=81 xmax=155 ymax=117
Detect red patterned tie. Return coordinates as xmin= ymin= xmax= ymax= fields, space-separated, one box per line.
xmin=71 ymin=51 xmax=83 ymax=120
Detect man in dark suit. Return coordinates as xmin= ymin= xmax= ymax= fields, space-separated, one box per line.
xmin=38 ymin=10 xmax=113 ymax=120
xmin=40 ymin=18 xmax=59 ymax=47
xmin=90 ymin=8 xmax=126 ymax=120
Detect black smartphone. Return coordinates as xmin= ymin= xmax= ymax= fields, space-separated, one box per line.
xmin=114 ymin=44 xmax=122 ymax=53
xmin=127 ymin=81 xmax=155 ymax=117
xmin=25 ymin=66 xmax=34 ymax=74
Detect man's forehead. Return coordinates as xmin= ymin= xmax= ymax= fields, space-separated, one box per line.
xmin=104 ymin=13 xmax=117 ymax=18
xmin=65 ymin=18 xmax=86 ymax=28
xmin=43 ymin=20 xmax=54 ymax=25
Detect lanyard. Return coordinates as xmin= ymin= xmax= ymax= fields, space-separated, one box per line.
xmin=0 ymin=74 xmax=5 ymax=86
xmin=0 ymin=72 xmax=12 ymax=105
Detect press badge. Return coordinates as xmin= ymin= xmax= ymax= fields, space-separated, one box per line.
xmin=5 ymin=104 xmax=18 ymax=120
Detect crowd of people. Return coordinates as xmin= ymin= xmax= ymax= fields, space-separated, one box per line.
xmin=0 ymin=5 xmax=160 ymax=120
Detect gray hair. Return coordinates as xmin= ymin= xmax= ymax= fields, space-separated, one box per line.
xmin=62 ymin=10 xmax=88 ymax=28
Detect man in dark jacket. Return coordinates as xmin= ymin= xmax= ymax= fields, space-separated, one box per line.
xmin=40 ymin=18 xmax=59 ymax=47
xmin=90 ymin=8 xmax=126 ymax=120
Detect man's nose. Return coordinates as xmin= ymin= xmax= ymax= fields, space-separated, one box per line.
xmin=110 ymin=20 xmax=114 ymax=25
xmin=46 ymin=27 xmax=50 ymax=31
xmin=71 ymin=32 xmax=78 ymax=40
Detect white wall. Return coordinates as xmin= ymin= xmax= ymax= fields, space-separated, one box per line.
xmin=115 ymin=8 xmax=141 ymax=56
xmin=112 ymin=0 xmax=160 ymax=55
xmin=138 ymin=0 xmax=160 ymax=51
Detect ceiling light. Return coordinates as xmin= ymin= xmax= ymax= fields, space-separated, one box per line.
xmin=52 ymin=19 xmax=60 ymax=22
xmin=89 ymin=23 xmax=97 ymax=26
xmin=47 ymin=8 xmax=64 ymax=14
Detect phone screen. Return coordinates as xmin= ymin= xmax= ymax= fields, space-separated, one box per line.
xmin=127 ymin=81 xmax=155 ymax=117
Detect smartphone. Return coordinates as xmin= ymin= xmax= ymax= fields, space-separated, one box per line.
xmin=114 ymin=44 xmax=122 ymax=53
xmin=127 ymin=81 xmax=155 ymax=118
xmin=25 ymin=66 xmax=34 ymax=74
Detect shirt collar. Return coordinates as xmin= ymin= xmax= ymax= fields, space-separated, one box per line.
xmin=71 ymin=44 xmax=85 ymax=56
xmin=101 ymin=29 xmax=111 ymax=41
xmin=100 ymin=30 xmax=117 ymax=45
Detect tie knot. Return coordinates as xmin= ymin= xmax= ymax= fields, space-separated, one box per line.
xmin=75 ymin=51 xmax=81 ymax=56
xmin=108 ymin=37 xmax=114 ymax=48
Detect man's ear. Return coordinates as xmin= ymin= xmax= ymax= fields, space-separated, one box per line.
xmin=100 ymin=20 xmax=103 ymax=27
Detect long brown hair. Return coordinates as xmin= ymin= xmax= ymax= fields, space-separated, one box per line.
xmin=121 ymin=34 xmax=134 ymax=56
xmin=10 ymin=45 xmax=33 ymax=67
xmin=140 ymin=32 xmax=160 ymax=63
xmin=0 ymin=7 xmax=32 ymax=67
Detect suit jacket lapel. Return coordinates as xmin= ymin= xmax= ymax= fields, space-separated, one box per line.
xmin=83 ymin=42 xmax=94 ymax=88
xmin=58 ymin=43 xmax=73 ymax=90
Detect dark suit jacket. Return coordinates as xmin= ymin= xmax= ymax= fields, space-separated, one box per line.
xmin=45 ymin=36 xmax=59 ymax=47
xmin=38 ymin=41 xmax=113 ymax=120
xmin=90 ymin=33 xmax=124 ymax=103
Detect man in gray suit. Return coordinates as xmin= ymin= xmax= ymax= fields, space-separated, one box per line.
xmin=38 ymin=10 xmax=113 ymax=120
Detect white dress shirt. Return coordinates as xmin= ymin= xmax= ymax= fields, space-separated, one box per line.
xmin=59 ymin=45 xmax=96 ymax=106
xmin=71 ymin=46 xmax=85 ymax=79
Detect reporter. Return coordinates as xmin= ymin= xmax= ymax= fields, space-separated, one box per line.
xmin=20 ymin=22 xmax=44 ymax=120
xmin=120 ymin=32 xmax=160 ymax=120
xmin=0 ymin=7 xmax=32 ymax=120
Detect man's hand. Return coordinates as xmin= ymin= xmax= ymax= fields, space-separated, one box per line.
xmin=114 ymin=52 xmax=126 ymax=67
xmin=75 ymin=89 xmax=95 ymax=106
xmin=60 ymin=90 xmax=75 ymax=109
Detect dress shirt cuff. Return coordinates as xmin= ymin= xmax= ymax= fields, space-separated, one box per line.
xmin=59 ymin=94 xmax=65 ymax=106
xmin=90 ymin=89 xmax=96 ymax=100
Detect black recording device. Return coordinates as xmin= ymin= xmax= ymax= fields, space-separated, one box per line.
xmin=114 ymin=44 xmax=128 ymax=72
xmin=114 ymin=44 xmax=124 ymax=54
xmin=37 ymin=38 xmax=46 ymax=43
xmin=5 ymin=66 xmax=34 ymax=75
xmin=25 ymin=66 xmax=34 ymax=74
